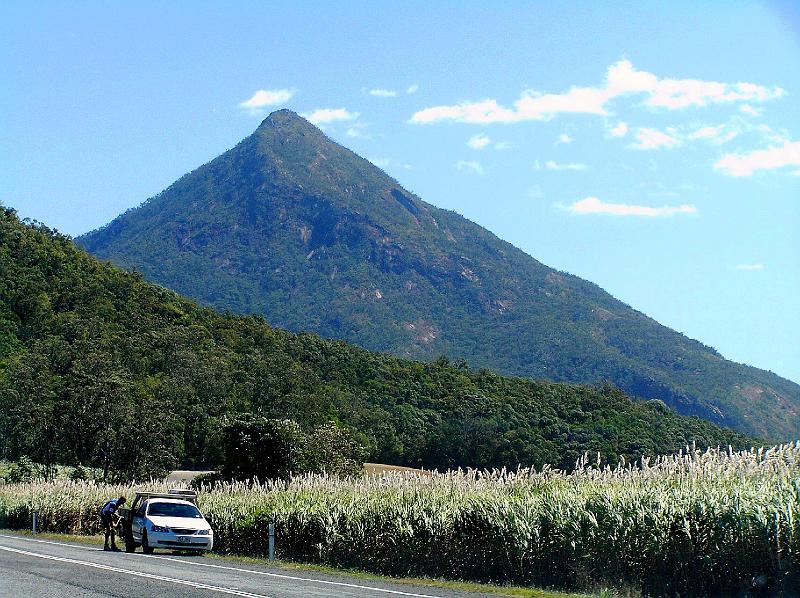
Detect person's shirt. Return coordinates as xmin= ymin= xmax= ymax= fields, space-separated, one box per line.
xmin=101 ymin=499 xmax=122 ymax=517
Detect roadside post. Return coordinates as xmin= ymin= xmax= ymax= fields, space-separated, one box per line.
xmin=268 ymin=522 xmax=275 ymax=561
xmin=32 ymin=512 xmax=37 ymax=534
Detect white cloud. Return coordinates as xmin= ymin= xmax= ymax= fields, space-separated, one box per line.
xmin=565 ymin=196 xmax=697 ymax=217
xmin=631 ymin=127 xmax=681 ymax=150
xmin=609 ymin=121 xmax=629 ymax=137
xmin=369 ymin=157 xmax=390 ymax=168
xmin=369 ymin=88 xmax=397 ymax=97
xmin=612 ymin=118 xmax=749 ymax=151
xmin=515 ymin=86 xmax=611 ymax=119
xmin=411 ymin=99 xmax=517 ymax=124
xmin=467 ymin=133 xmax=491 ymax=150
xmin=409 ymin=60 xmax=784 ymax=124
xmin=752 ymin=123 xmax=789 ymax=145
xmin=239 ymin=88 xmax=295 ymax=109
xmin=715 ymin=130 xmax=740 ymax=144
xmin=345 ymin=122 xmax=371 ymax=138
xmin=545 ymin=160 xmax=586 ymax=171
xmin=689 ymin=125 xmax=722 ymax=140
xmin=406 ymin=84 xmax=419 ymax=94
xmin=730 ymin=263 xmax=765 ymax=271
xmin=557 ymin=133 xmax=573 ymax=145
xmin=623 ymin=122 xmax=739 ymax=150
xmin=455 ymin=160 xmax=484 ymax=175
xmin=346 ymin=127 xmax=370 ymax=139
xmin=303 ymin=108 xmax=359 ymax=125
xmin=607 ymin=60 xmax=785 ymax=109
xmin=689 ymin=125 xmax=722 ymax=139
xmin=740 ymin=104 xmax=763 ymax=116
xmin=687 ymin=125 xmax=739 ymax=145
xmin=714 ymin=141 xmax=800 ymax=176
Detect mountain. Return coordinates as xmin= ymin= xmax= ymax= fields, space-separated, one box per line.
xmin=0 ymin=206 xmax=754 ymax=479
xmin=77 ymin=110 xmax=800 ymax=440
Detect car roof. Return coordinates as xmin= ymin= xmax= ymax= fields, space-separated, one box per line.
xmin=146 ymin=498 xmax=195 ymax=506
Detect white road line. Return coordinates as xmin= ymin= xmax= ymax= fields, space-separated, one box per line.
xmin=145 ymin=554 xmax=445 ymax=598
xmin=0 ymin=534 xmax=100 ymax=552
xmin=0 ymin=534 xmax=446 ymax=598
xmin=0 ymin=544 xmax=271 ymax=598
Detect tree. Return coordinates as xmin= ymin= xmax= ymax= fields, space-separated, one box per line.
xmin=304 ymin=421 xmax=368 ymax=477
xmin=221 ymin=415 xmax=306 ymax=481
xmin=220 ymin=415 xmax=367 ymax=481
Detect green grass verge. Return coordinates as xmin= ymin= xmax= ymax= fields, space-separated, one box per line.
xmin=0 ymin=529 xmax=598 ymax=597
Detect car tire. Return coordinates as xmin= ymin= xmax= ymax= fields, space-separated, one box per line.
xmin=141 ymin=530 xmax=154 ymax=555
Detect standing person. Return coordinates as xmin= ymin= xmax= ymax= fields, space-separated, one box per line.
xmin=99 ymin=495 xmax=126 ymax=551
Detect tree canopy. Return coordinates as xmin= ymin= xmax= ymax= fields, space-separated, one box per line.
xmin=0 ymin=207 xmax=755 ymax=480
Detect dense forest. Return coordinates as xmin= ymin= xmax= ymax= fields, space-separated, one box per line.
xmin=1 ymin=207 xmax=754 ymax=480
xmin=78 ymin=110 xmax=800 ymax=441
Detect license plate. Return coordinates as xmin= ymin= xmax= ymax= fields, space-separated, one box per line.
xmin=177 ymin=536 xmax=189 ymax=543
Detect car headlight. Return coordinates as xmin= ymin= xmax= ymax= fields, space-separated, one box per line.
xmin=196 ymin=529 xmax=212 ymax=536
xmin=150 ymin=525 xmax=170 ymax=533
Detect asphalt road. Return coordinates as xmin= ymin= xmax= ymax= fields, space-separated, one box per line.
xmin=0 ymin=533 xmax=493 ymax=598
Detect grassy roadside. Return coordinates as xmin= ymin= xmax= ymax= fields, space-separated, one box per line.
xmin=0 ymin=529 xmax=598 ymax=598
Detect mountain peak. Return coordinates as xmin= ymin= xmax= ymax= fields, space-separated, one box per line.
xmin=252 ymin=109 xmax=342 ymax=166
xmin=246 ymin=108 xmax=409 ymax=222
xmin=256 ymin=109 xmax=317 ymax=135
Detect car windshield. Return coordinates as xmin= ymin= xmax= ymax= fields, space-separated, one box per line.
xmin=147 ymin=502 xmax=203 ymax=518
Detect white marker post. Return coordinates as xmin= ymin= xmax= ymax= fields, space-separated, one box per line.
xmin=32 ymin=512 xmax=37 ymax=534
xmin=268 ymin=522 xmax=275 ymax=561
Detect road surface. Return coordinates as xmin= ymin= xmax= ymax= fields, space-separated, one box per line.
xmin=0 ymin=533 xmax=494 ymax=598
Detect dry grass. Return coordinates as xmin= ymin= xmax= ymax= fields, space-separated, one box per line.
xmin=362 ymin=463 xmax=432 ymax=477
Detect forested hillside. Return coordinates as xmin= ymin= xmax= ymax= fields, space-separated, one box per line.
xmin=0 ymin=207 xmax=754 ymax=479
xmin=78 ymin=110 xmax=800 ymax=440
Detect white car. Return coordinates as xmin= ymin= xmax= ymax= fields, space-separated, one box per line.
xmin=124 ymin=490 xmax=214 ymax=554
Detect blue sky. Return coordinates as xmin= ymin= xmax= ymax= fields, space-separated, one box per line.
xmin=2 ymin=1 xmax=799 ymax=382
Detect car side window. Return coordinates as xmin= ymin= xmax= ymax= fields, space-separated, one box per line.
xmin=137 ymin=500 xmax=147 ymax=517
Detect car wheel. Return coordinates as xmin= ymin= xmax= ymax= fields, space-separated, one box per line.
xmin=141 ymin=530 xmax=154 ymax=555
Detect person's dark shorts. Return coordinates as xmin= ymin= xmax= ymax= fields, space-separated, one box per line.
xmin=100 ymin=513 xmax=112 ymax=529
